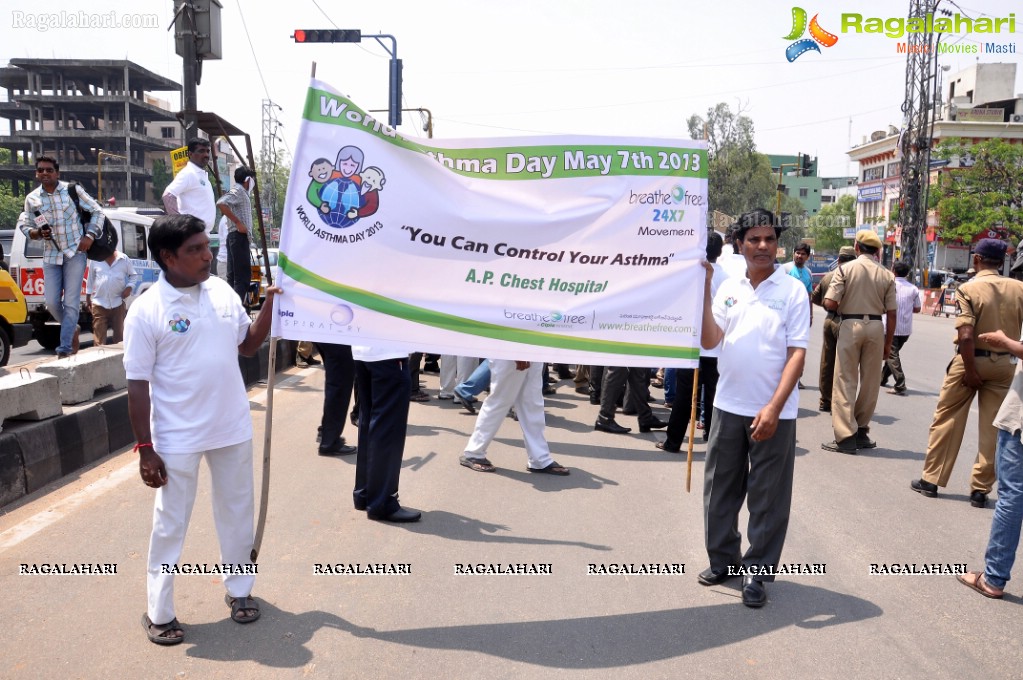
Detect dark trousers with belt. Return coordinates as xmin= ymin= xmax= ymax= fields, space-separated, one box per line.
xmin=704 ymin=409 xmax=796 ymax=580
xmin=663 ymin=357 xmax=719 ymax=450
xmin=353 ymin=357 xmax=411 ymax=515
xmin=315 ymin=342 xmax=355 ymax=449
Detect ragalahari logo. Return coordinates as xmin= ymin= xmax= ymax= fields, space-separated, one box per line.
xmin=784 ymin=7 xmax=839 ymax=62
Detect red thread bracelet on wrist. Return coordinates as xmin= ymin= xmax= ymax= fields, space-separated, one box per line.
xmin=134 ymin=443 xmax=154 ymax=453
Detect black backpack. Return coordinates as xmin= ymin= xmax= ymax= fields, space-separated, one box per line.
xmin=68 ymin=181 xmax=118 ymax=261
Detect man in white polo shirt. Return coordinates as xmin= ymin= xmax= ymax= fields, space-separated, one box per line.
xmin=696 ymin=208 xmax=809 ymax=609
xmin=162 ymin=138 xmax=215 ymax=234
xmin=125 ymin=214 xmax=280 ymax=645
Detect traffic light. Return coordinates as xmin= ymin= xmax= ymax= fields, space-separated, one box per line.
xmin=800 ymin=153 xmax=814 ymax=176
xmin=292 ymin=29 xmax=361 ymax=43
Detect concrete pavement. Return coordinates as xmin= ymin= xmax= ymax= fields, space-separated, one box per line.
xmin=0 ymin=312 xmax=1020 ymax=679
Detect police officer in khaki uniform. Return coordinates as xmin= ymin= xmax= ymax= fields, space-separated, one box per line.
xmin=811 ymin=246 xmax=856 ymax=412
xmin=821 ymin=230 xmax=896 ymax=453
xmin=912 ymin=238 xmax=1023 ymax=508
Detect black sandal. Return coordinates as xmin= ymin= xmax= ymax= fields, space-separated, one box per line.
xmin=142 ymin=613 xmax=184 ymax=645
xmin=225 ymin=594 xmax=261 ymax=623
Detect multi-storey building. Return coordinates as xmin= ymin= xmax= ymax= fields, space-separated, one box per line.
xmin=0 ymin=58 xmax=182 ymax=206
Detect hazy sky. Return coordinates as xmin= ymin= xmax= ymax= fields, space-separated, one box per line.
xmin=3 ymin=0 xmax=1020 ymax=178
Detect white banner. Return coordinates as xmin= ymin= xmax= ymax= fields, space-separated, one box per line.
xmin=273 ymin=80 xmax=708 ymax=367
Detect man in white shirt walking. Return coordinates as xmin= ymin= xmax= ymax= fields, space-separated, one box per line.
xmin=881 ymin=260 xmax=923 ymax=395
xmin=86 ymin=250 xmax=138 ymax=345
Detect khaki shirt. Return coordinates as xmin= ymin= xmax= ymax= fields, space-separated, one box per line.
xmin=954 ymin=269 xmax=1023 ymax=350
xmin=824 ymin=254 xmax=896 ymax=315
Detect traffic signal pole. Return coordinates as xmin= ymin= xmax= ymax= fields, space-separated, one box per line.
xmin=292 ymin=29 xmax=403 ymax=128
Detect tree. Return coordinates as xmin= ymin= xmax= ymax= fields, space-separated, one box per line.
xmin=930 ymin=138 xmax=1023 ymax=242
xmin=150 ymin=159 xmax=173 ymax=203
xmin=256 ymin=150 xmax=291 ymax=245
xmin=0 ymin=149 xmax=27 ymax=227
xmin=809 ymin=194 xmax=856 ymax=253
xmin=687 ymin=103 xmax=776 ymax=219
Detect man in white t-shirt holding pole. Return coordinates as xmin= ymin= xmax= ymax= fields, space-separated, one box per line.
xmin=696 ymin=208 xmax=809 ymax=609
xmin=125 ymin=214 xmax=280 ymax=645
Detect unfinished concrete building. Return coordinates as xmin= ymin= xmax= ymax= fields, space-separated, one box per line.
xmin=0 ymin=58 xmax=182 ymax=206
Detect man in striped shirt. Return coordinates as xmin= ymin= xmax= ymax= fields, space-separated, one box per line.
xmin=17 ymin=156 xmax=104 ymax=357
xmin=881 ymin=261 xmax=923 ymax=395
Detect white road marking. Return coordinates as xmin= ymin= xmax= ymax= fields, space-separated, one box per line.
xmin=0 ymin=368 xmax=308 ymax=551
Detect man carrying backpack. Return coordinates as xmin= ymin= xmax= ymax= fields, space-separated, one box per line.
xmin=17 ymin=156 xmax=104 ymax=357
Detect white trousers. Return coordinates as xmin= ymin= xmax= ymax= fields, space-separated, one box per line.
xmin=147 ymin=441 xmax=255 ymax=625
xmin=464 ymin=360 xmax=553 ymax=469
xmin=439 ymin=355 xmax=478 ymax=395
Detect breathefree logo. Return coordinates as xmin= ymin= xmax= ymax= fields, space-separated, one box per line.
xmin=783 ymin=7 xmax=839 ymax=62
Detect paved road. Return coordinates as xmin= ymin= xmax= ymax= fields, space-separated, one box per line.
xmin=1 ymin=312 xmax=1020 ymax=679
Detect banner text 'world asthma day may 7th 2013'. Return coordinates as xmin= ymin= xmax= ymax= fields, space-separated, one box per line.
xmin=271 ymin=80 xmax=709 ymax=367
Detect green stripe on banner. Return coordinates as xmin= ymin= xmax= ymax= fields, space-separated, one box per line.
xmin=302 ymin=88 xmax=708 ymax=181
xmin=279 ymin=253 xmax=699 ymax=359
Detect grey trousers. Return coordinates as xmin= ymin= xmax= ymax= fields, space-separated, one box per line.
xmin=703 ymin=408 xmax=796 ymax=581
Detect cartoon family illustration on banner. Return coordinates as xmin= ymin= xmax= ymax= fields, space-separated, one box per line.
xmin=305 ymin=144 xmax=386 ymax=229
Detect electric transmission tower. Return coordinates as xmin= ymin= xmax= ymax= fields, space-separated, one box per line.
xmin=261 ymin=99 xmax=283 ymax=242
xmin=897 ymin=0 xmax=943 ymax=271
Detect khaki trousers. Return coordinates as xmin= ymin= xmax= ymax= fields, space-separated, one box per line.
xmin=818 ymin=315 xmax=841 ymax=408
xmin=831 ymin=318 xmax=884 ymax=442
xmin=91 ymin=302 xmax=126 ymax=345
xmin=921 ymin=353 xmax=1014 ymax=493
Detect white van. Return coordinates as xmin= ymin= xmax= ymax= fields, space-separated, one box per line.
xmin=7 ymin=209 xmax=163 ymax=350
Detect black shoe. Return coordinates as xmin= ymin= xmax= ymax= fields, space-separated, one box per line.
xmin=589 ymin=393 xmax=601 ymax=405
xmin=742 ymin=576 xmax=767 ymax=608
xmin=304 ymin=356 xmax=321 ymax=366
xmin=318 ymin=441 xmax=356 ymax=456
xmin=638 ymin=417 xmax=668 ymax=433
xmin=655 ymin=441 xmax=681 ymax=453
xmin=367 ymin=507 xmax=422 ymax=523
xmin=542 ymin=385 xmax=557 ymax=396
xmin=595 ymin=417 xmax=631 ymax=434
xmin=454 ymin=391 xmax=476 ymax=415
xmin=697 ymin=566 xmax=738 ymax=586
xmin=910 ymin=479 xmax=938 ymax=498
xmin=970 ymin=491 xmax=988 ymax=508
xmin=819 ymin=403 xmax=831 ymax=412
xmin=855 ymin=428 xmax=877 ymax=449
xmin=822 ymin=438 xmax=858 ymax=454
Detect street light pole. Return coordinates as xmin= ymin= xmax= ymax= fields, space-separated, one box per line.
xmin=369 ymin=107 xmax=433 ymax=137
xmin=97 ymin=151 xmax=128 ymax=202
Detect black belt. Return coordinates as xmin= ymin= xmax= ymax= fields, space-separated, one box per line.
xmin=840 ymin=314 xmax=882 ymax=321
xmin=959 ymin=348 xmax=1011 ymax=358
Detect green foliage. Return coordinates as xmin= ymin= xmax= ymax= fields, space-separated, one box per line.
xmin=930 ymin=138 xmax=1023 ymax=242
xmin=809 ymin=194 xmax=856 ymax=252
xmin=777 ymin=193 xmax=808 ymax=255
xmin=150 ymin=159 xmax=173 ymax=204
xmin=687 ymin=103 xmax=776 ymax=219
xmin=0 ymin=149 xmax=27 ymax=227
xmin=256 ymin=150 xmax=291 ymax=245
